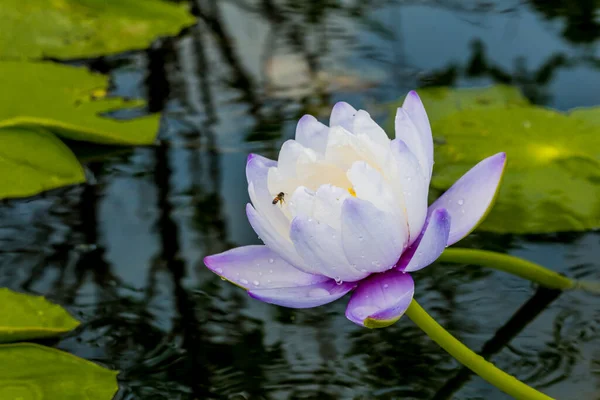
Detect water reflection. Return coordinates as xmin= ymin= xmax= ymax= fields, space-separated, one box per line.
xmin=0 ymin=0 xmax=599 ymax=399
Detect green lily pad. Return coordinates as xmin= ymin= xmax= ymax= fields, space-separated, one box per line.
xmin=569 ymin=106 xmax=600 ymax=126
xmin=0 ymin=343 xmax=118 ymax=400
xmin=0 ymin=126 xmax=85 ymax=199
xmin=429 ymin=104 xmax=600 ymax=234
xmin=0 ymin=288 xmax=80 ymax=343
xmin=0 ymin=61 xmax=159 ymax=145
xmin=0 ymin=0 xmax=195 ymax=60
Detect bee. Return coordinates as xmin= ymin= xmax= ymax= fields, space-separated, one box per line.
xmin=272 ymin=192 xmax=285 ymax=206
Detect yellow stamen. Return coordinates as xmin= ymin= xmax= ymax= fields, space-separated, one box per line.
xmin=348 ymin=187 xmax=357 ymax=197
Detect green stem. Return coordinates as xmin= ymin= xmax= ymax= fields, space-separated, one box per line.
xmin=406 ymin=300 xmax=554 ymax=400
xmin=439 ymin=248 xmax=574 ymax=290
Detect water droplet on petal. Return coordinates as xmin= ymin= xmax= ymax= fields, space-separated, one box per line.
xmin=240 ymin=279 xmax=249 ymax=285
xmin=253 ymin=280 xmax=260 ymax=286
xmin=308 ymin=288 xmax=330 ymax=297
xmin=383 ymin=284 xmax=389 ymax=288
xmin=267 ymin=279 xmax=272 ymax=283
xmin=457 ymin=199 xmax=464 ymax=206
xmin=268 ymin=258 xmax=274 ymax=264
xmin=334 ymin=276 xmax=343 ymax=285
xmin=269 ymin=269 xmax=273 ymax=273
xmin=216 ymin=268 xmax=223 ymax=273
xmin=360 ymin=268 xmax=368 ymax=273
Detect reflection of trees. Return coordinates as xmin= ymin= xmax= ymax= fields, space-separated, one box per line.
xmin=420 ymin=39 xmax=575 ymax=105
xmin=433 ymin=287 xmax=562 ymax=399
xmin=528 ymin=0 xmax=600 ymax=44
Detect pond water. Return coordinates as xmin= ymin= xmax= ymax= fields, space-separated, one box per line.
xmin=1 ymin=1 xmax=599 ymax=399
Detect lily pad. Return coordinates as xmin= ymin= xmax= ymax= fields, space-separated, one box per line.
xmin=0 ymin=61 xmax=159 ymax=145
xmin=0 ymin=343 xmax=118 ymax=400
xmin=0 ymin=126 xmax=85 ymax=199
xmin=0 ymin=288 xmax=80 ymax=343
xmin=428 ymin=102 xmax=600 ymax=234
xmin=569 ymin=106 xmax=600 ymax=126
xmin=0 ymin=0 xmax=195 ymax=60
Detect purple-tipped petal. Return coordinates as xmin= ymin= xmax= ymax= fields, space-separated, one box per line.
xmin=249 ymin=280 xmax=356 ymax=308
xmin=341 ymin=197 xmax=406 ymax=273
xmin=429 ymin=152 xmax=507 ymax=246
xmin=345 ymin=270 xmax=414 ymax=328
xmin=330 ymin=101 xmax=357 ymax=132
xmin=395 ymin=108 xmax=430 ymax=180
xmin=295 ymin=115 xmax=329 ymax=155
xmin=396 ymin=208 xmax=451 ymax=272
xmin=204 ymin=245 xmax=327 ymax=290
xmin=389 ymin=139 xmax=428 ymax=244
xmin=402 ymin=91 xmax=433 ymax=177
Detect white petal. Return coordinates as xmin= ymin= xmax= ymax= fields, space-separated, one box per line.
xmin=295 ymin=159 xmax=351 ymax=191
xmin=325 ymin=126 xmax=388 ymax=172
xmin=347 ymin=161 xmax=403 ymax=221
xmin=330 ymin=101 xmax=357 ymax=131
xmin=295 ymin=114 xmax=329 ymax=155
xmin=290 ymin=216 xmax=368 ymax=282
xmin=352 ymin=109 xmax=390 ymax=148
xmin=402 ymin=91 xmax=434 ymax=178
xmin=388 ymin=139 xmax=429 ymax=244
xmin=246 ymin=204 xmax=319 ymax=275
xmin=288 ymin=186 xmax=316 ymax=219
xmin=341 ymin=197 xmax=406 ymax=273
xmin=247 ymin=155 xmax=290 ymax=236
xmin=395 ymin=108 xmax=430 ymax=180
xmin=277 ymin=140 xmax=318 ymax=179
xmin=312 ymin=184 xmax=350 ymax=231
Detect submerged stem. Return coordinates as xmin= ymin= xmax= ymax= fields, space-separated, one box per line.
xmin=405 ymin=300 xmax=554 ymax=400
xmin=439 ymin=248 xmax=574 ymax=290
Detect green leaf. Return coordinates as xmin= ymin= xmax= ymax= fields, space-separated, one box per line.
xmin=569 ymin=106 xmax=600 ymax=126
xmin=0 ymin=61 xmax=159 ymax=145
xmin=0 ymin=343 xmax=118 ymax=400
xmin=0 ymin=126 xmax=85 ymax=199
xmin=0 ymin=0 xmax=195 ymax=60
xmin=0 ymin=288 xmax=80 ymax=343
xmin=429 ymin=104 xmax=600 ymax=234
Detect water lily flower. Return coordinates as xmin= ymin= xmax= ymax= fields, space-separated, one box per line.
xmin=204 ymin=91 xmax=506 ymax=328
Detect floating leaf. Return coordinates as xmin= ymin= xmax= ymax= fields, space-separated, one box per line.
xmin=0 ymin=343 xmax=118 ymax=400
xmin=0 ymin=288 xmax=80 ymax=343
xmin=427 ymin=102 xmax=600 ymax=234
xmin=569 ymin=106 xmax=600 ymax=126
xmin=0 ymin=0 xmax=195 ymax=60
xmin=0 ymin=61 xmax=159 ymax=145
xmin=0 ymin=127 xmax=85 ymax=199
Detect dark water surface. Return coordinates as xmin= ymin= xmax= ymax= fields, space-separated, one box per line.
xmin=2 ymin=1 xmax=600 ymax=399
